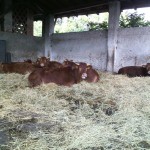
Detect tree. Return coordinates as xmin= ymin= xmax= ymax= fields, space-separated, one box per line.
xmin=34 ymin=12 xmax=150 ymax=35
xmin=120 ymin=12 xmax=150 ymax=28
xmin=87 ymin=21 xmax=108 ymax=30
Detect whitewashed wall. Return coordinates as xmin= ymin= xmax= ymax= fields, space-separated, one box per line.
xmin=114 ymin=27 xmax=150 ymax=72
xmin=51 ymin=30 xmax=108 ymax=70
xmin=1 ymin=27 xmax=150 ymax=72
xmin=0 ymin=31 xmax=44 ymax=61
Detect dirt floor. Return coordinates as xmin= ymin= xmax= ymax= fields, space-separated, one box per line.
xmin=0 ymin=71 xmax=150 ymax=150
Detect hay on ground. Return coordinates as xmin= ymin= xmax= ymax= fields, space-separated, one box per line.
xmin=0 ymin=72 xmax=150 ymax=150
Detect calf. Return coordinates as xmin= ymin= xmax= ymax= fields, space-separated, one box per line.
xmin=118 ymin=66 xmax=148 ymax=77
xmin=35 ymin=57 xmax=63 ymax=70
xmin=24 ymin=59 xmax=32 ymax=63
xmin=63 ymin=60 xmax=99 ymax=83
xmin=0 ymin=62 xmax=35 ymax=74
xmin=48 ymin=61 xmax=63 ymax=70
xmin=144 ymin=63 xmax=150 ymax=75
xmin=86 ymin=65 xmax=99 ymax=83
xmin=34 ymin=56 xmax=50 ymax=67
xmin=79 ymin=63 xmax=99 ymax=83
xmin=28 ymin=64 xmax=89 ymax=87
xmin=63 ymin=59 xmax=76 ymax=67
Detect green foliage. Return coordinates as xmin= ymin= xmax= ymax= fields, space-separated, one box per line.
xmin=120 ymin=12 xmax=150 ymax=28
xmin=34 ymin=12 xmax=150 ymax=35
xmin=87 ymin=12 xmax=150 ymax=30
xmin=55 ymin=16 xmax=89 ymax=33
xmin=87 ymin=21 xmax=108 ymax=31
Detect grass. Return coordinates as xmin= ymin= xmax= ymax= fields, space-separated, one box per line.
xmin=0 ymin=72 xmax=150 ymax=150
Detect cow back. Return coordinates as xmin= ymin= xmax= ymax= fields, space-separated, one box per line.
xmin=1 ymin=62 xmax=35 ymax=74
xmin=118 ymin=66 xmax=148 ymax=77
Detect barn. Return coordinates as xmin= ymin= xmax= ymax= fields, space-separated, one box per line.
xmin=0 ymin=0 xmax=150 ymax=149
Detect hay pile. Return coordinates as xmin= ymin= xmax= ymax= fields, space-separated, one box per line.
xmin=0 ymin=72 xmax=150 ymax=150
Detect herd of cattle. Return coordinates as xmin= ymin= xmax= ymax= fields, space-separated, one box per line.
xmin=0 ymin=57 xmax=99 ymax=87
xmin=0 ymin=57 xmax=150 ymax=87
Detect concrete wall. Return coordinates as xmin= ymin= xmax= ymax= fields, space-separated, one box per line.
xmin=114 ymin=27 xmax=150 ymax=72
xmin=51 ymin=30 xmax=108 ymax=70
xmin=1 ymin=27 xmax=150 ymax=72
xmin=0 ymin=31 xmax=44 ymax=61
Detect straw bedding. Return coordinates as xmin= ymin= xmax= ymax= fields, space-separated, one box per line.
xmin=0 ymin=71 xmax=150 ymax=150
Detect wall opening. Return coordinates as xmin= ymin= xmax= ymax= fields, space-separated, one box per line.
xmin=120 ymin=7 xmax=150 ymax=28
xmin=33 ymin=21 xmax=42 ymax=37
xmin=54 ymin=13 xmax=109 ymax=33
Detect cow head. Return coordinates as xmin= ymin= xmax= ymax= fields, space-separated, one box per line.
xmin=146 ymin=63 xmax=150 ymax=75
xmin=36 ymin=57 xmax=50 ymax=67
xmin=142 ymin=63 xmax=150 ymax=75
xmin=63 ymin=59 xmax=75 ymax=67
xmin=24 ymin=59 xmax=32 ymax=63
xmin=78 ymin=63 xmax=92 ymax=80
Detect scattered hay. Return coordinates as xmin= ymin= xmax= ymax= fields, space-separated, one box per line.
xmin=0 ymin=72 xmax=150 ymax=150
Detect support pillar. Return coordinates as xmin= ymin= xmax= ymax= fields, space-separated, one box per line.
xmin=27 ymin=9 xmax=33 ymax=36
xmin=4 ymin=0 xmax=12 ymax=32
xmin=107 ymin=1 xmax=120 ymax=72
xmin=43 ymin=14 xmax=54 ymax=58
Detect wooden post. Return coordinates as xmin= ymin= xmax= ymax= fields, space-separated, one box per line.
xmin=107 ymin=1 xmax=120 ymax=72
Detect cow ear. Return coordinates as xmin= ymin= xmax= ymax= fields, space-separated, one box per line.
xmin=72 ymin=65 xmax=78 ymax=70
xmin=37 ymin=57 xmax=40 ymax=61
xmin=142 ymin=65 xmax=146 ymax=68
xmin=87 ymin=65 xmax=92 ymax=69
xmin=76 ymin=63 xmax=80 ymax=65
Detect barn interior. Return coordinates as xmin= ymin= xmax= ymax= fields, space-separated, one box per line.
xmin=0 ymin=0 xmax=150 ymax=149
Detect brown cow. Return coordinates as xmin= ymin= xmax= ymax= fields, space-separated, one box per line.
xmin=48 ymin=61 xmax=63 ymax=70
xmin=63 ymin=60 xmax=99 ymax=83
xmin=85 ymin=65 xmax=99 ymax=83
xmin=0 ymin=62 xmax=35 ymax=74
xmin=118 ymin=66 xmax=148 ymax=77
xmin=144 ymin=63 xmax=150 ymax=75
xmin=35 ymin=57 xmax=63 ymax=71
xmin=63 ymin=59 xmax=76 ymax=67
xmin=34 ymin=57 xmax=50 ymax=67
xmin=24 ymin=59 xmax=32 ymax=63
xmin=79 ymin=63 xmax=99 ymax=83
xmin=28 ymin=64 xmax=89 ymax=87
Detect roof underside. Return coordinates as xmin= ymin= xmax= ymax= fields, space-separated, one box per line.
xmin=0 ymin=0 xmax=150 ymax=20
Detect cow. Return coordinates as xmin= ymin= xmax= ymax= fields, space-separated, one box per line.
xmin=118 ymin=66 xmax=149 ymax=77
xmin=24 ymin=59 xmax=32 ymax=63
xmin=34 ymin=56 xmax=50 ymax=67
xmin=48 ymin=61 xmax=63 ymax=70
xmin=28 ymin=63 xmax=90 ymax=87
xmin=85 ymin=65 xmax=99 ymax=83
xmin=34 ymin=56 xmax=63 ymax=70
xmin=143 ymin=63 xmax=150 ymax=75
xmin=63 ymin=59 xmax=76 ymax=67
xmin=0 ymin=62 xmax=35 ymax=74
xmin=63 ymin=60 xmax=99 ymax=83
xmin=78 ymin=63 xmax=99 ymax=83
